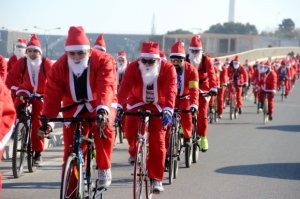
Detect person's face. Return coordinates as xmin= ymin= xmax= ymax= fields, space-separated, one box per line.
xmin=26 ymin=48 xmax=41 ymax=60
xmin=170 ymin=58 xmax=184 ymax=68
xmin=67 ymin=50 xmax=91 ymax=63
xmin=190 ymin=49 xmax=200 ymax=55
xmin=117 ymin=57 xmax=126 ymax=65
xmin=140 ymin=58 xmax=159 ymax=67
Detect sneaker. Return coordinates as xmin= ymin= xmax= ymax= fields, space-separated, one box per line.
xmin=268 ymin=115 xmax=273 ymax=121
xmin=200 ymin=137 xmax=208 ymax=152
xmin=128 ymin=156 xmax=135 ymax=165
xmin=217 ymin=114 xmax=222 ymax=119
xmin=33 ymin=152 xmax=43 ymax=166
xmin=238 ymin=108 xmax=242 ymax=114
xmin=152 ymin=180 xmax=164 ymax=192
xmin=97 ymin=168 xmax=112 ymax=189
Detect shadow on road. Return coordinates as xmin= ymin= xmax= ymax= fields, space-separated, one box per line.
xmin=215 ymin=162 xmax=300 ymax=180
xmin=256 ymin=125 xmax=300 ymax=133
xmin=3 ymin=181 xmax=60 ymax=189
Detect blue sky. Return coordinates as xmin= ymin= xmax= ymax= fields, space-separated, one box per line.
xmin=1 ymin=0 xmax=299 ymax=35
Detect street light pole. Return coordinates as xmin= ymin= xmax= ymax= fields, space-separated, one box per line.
xmin=33 ymin=26 xmax=61 ymax=58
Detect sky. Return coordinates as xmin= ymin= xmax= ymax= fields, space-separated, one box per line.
xmin=1 ymin=0 xmax=300 ymax=35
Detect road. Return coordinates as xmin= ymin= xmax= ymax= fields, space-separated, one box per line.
xmin=1 ymin=81 xmax=300 ymax=199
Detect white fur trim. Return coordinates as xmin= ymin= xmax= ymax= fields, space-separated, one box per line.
xmin=189 ymin=46 xmax=202 ymax=50
xmin=170 ymin=53 xmax=185 ymax=57
xmin=65 ymin=45 xmax=91 ymax=51
xmin=93 ymin=45 xmax=106 ymax=52
xmin=16 ymin=89 xmax=31 ymax=96
xmin=11 ymin=86 xmax=18 ymax=90
xmin=140 ymin=53 xmax=160 ymax=58
xmin=0 ymin=124 xmax=14 ymax=150
xmin=111 ymin=103 xmax=118 ymax=109
xmin=27 ymin=45 xmax=42 ymax=54
xmin=96 ymin=105 xmax=110 ymax=114
xmin=163 ymin=107 xmax=174 ymax=114
xmin=126 ymin=102 xmax=145 ymax=110
xmin=16 ymin=42 xmax=26 ymax=47
xmin=189 ymin=104 xmax=198 ymax=110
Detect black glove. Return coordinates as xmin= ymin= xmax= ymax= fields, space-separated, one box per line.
xmin=208 ymin=88 xmax=217 ymax=96
xmin=96 ymin=109 xmax=109 ymax=138
xmin=189 ymin=107 xmax=198 ymax=117
xmin=38 ymin=115 xmax=52 ymax=139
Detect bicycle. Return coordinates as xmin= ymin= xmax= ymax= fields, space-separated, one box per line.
xmin=114 ymin=109 xmax=124 ymax=144
xmin=262 ymin=92 xmax=269 ymax=125
xmin=12 ymin=94 xmax=48 ymax=178
xmin=41 ymin=116 xmax=106 ymax=199
xmin=165 ymin=109 xmax=190 ymax=184
xmin=228 ymin=83 xmax=238 ymax=120
xmin=208 ymin=96 xmax=218 ymax=124
xmin=123 ymin=110 xmax=162 ymax=199
xmin=280 ymin=80 xmax=286 ymax=102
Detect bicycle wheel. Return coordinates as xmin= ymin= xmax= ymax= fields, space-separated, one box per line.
xmin=60 ymin=153 xmax=84 ymax=199
xmin=184 ymin=145 xmax=192 ymax=168
xmin=192 ymin=122 xmax=199 ymax=163
xmin=133 ymin=142 xmax=144 ymax=199
xmin=173 ymin=129 xmax=180 ymax=179
xmin=12 ymin=122 xmax=27 ymax=178
xmin=86 ymin=142 xmax=97 ymax=198
xmin=167 ymin=131 xmax=174 ymax=185
xmin=263 ymin=96 xmax=268 ymax=125
xmin=27 ymin=138 xmax=37 ymax=173
xmin=229 ymin=96 xmax=234 ymax=120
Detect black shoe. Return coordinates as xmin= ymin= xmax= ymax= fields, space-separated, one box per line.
xmin=268 ymin=115 xmax=273 ymax=121
xmin=33 ymin=152 xmax=43 ymax=166
xmin=238 ymin=108 xmax=242 ymax=114
xmin=184 ymin=138 xmax=192 ymax=147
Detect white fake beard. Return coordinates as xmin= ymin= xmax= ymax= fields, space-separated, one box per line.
xmin=117 ymin=61 xmax=127 ymax=74
xmin=233 ymin=63 xmax=240 ymax=69
xmin=189 ymin=52 xmax=202 ymax=68
xmin=138 ymin=61 xmax=160 ymax=85
xmin=68 ymin=57 xmax=89 ymax=77
xmin=14 ymin=48 xmax=26 ymax=59
xmin=27 ymin=55 xmax=42 ymax=70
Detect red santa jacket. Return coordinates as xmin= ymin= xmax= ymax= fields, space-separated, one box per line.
xmin=0 ymin=78 xmax=16 ymax=150
xmin=197 ymin=54 xmax=218 ymax=93
xmin=227 ymin=66 xmax=248 ymax=86
xmin=7 ymin=55 xmax=18 ymax=74
xmin=219 ymin=66 xmax=228 ymax=86
xmin=263 ymin=70 xmax=277 ymax=93
xmin=177 ymin=61 xmax=199 ymax=107
xmin=117 ymin=59 xmax=177 ymax=113
xmin=6 ymin=56 xmax=53 ymax=96
xmin=243 ymin=64 xmax=254 ymax=78
xmin=42 ymin=49 xmax=115 ymax=118
xmin=0 ymin=55 xmax=7 ymax=82
xmin=252 ymin=69 xmax=265 ymax=87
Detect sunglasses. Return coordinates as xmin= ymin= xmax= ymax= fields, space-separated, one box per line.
xmin=170 ymin=58 xmax=184 ymax=63
xmin=27 ymin=49 xmax=39 ymax=53
xmin=68 ymin=51 xmax=87 ymax=56
xmin=141 ymin=58 xmax=156 ymax=65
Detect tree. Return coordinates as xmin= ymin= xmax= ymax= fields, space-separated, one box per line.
xmin=166 ymin=29 xmax=193 ymax=35
xmin=205 ymin=22 xmax=258 ymax=35
xmin=279 ymin=18 xmax=295 ymax=32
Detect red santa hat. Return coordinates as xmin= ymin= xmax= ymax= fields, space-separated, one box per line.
xmin=159 ymin=51 xmax=167 ymax=60
xmin=140 ymin=41 xmax=160 ymax=58
xmin=93 ymin=34 xmax=106 ymax=52
xmin=214 ymin=57 xmax=220 ymax=64
xmin=170 ymin=41 xmax=185 ymax=58
xmin=117 ymin=51 xmax=127 ymax=59
xmin=233 ymin=55 xmax=240 ymax=63
xmin=189 ymin=35 xmax=202 ymax=50
xmin=65 ymin=26 xmax=90 ymax=51
xmin=15 ymin=38 xmax=27 ymax=47
xmin=26 ymin=34 xmax=42 ymax=54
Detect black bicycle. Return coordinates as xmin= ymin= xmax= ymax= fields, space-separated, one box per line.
xmin=114 ymin=109 xmax=124 ymax=144
xmin=124 ymin=110 xmax=162 ymax=199
xmin=12 ymin=95 xmax=46 ymax=178
xmin=41 ymin=116 xmax=106 ymax=199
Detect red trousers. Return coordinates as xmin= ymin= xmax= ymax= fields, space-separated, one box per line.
xmin=124 ymin=104 xmax=166 ymax=181
xmin=217 ymin=87 xmax=225 ymax=115
xmin=14 ymin=98 xmax=44 ymax=152
xmin=197 ymin=96 xmax=209 ymax=137
xmin=62 ymin=109 xmax=115 ymax=170
xmin=258 ymin=92 xmax=275 ymax=115
xmin=228 ymin=86 xmax=243 ymax=108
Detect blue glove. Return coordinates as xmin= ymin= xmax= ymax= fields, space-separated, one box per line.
xmin=115 ymin=108 xmax=123 ymax=124
xmin=162 ymin=110 xmax=172 ymax=127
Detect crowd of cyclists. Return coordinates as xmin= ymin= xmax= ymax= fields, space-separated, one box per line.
xmin=0 ymin=25 xmax=300 ymax=197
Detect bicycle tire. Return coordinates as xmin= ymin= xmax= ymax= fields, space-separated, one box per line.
xmin=173 ymin=128 xmax=180 ymax=179
xmin=167 ymin=131 xmax=174 ymax=185
xmin=184 ymin=145 xmax=192 ymax=168
xmin=60 ymin=153 xmax=84 ymax=199
xmin=27 ymin=138 xmax=37 ymax=173
xmin=133 ymin=142 xmax=144 ymax=199
xmin=86 ymin=139 xmax=97 ymax=198
xmin=192 ymin=127 xmax=199 ymax=163
xmin=12 ymin=122 xmax=26 ymax=178
xmin=263 ymin=96 xmax=268 ymax=125
xmin=229 ymin=95 xmax=234 ymax=120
